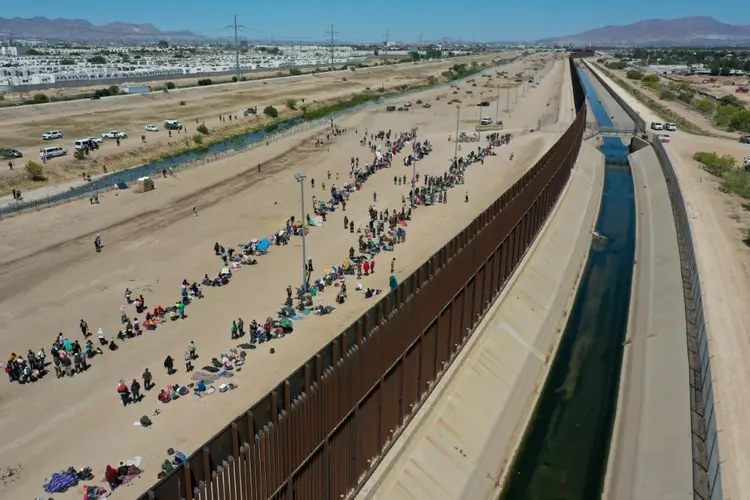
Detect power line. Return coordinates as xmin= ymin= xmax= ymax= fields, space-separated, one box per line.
xmin=225 ymin=14 xmax=246 ymax=82
xmin=325 ymin=25 xmax=338 ymax=70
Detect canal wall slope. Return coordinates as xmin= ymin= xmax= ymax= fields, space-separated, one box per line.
xmin=579 ymin=66 xmax=634 ymax=130
xmin=355 ymin=140 xmax=605 ymax=500
xmin=603 ymin=146 xmax=693 ymax=499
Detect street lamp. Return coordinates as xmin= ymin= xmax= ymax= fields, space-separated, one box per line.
xmin=293 ymin=171 xmax=308 ymax=291
xmin=454 ymin=105 xmax=460 ymax=163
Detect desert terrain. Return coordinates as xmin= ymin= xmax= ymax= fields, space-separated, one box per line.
xmin=587 ymin=62 xmax=750 ymax=500
xmin=0 ymin=55 xmax=563 ymax=499
xmin=0 ymin=53 xmax=525 ymax=194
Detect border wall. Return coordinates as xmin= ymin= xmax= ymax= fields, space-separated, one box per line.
xmin=139 ymin=57 xmax=588 ymax=500
xmin=579 ymin=58 xmax=721 ymax=500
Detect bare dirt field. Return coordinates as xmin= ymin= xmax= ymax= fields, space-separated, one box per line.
xmin=0 ymin=56 xmax=563 ymax=499
xmin=589 ymin=63 xmax=750 ymax=500
xmin=666 ymin=74 xmax=750 ymax=107
xmin=0 ymin=54 xmax=506 ymax=189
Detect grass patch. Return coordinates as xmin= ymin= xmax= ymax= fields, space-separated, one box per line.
xmin=693 ymin=151 xmax=736 ymax=176
xmin=693 ymin=151 xmax=750 ymax=199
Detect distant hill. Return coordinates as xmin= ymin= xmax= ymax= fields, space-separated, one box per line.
xmin=0 ymin=16 xmax=205 ymax=42
xmin=536 ymin=16 xmax=750 ymax=46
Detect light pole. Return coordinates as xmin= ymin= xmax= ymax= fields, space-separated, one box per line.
xmin=495 ymin=86 xmax=500 ymax=123
xmin=478 ymin=92 xmax=483 ymax=122
xmin=505 ymin=87 xmax=510 ymax=111
xmin=454 ymin=105 xmax=460 ymax=162
xmin=294 ymin=171 xmax=308 ymax=291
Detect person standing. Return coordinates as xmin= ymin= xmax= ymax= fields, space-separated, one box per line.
xmin=94 ymin=234 xmax=102 ymax=253
xmin=193 ymin=206 xmax=198 ymax=218
xmin=164 ymin=355 xmax=174 ymax=375
xmin=184 ymin=350 xmax=193 ymax=372
xmin=80 ymin=319 xmax=89 ymax=338
xmin=117 ymin=381 xmax=130 ymax=407
xmin=230 ymin=321 xmax=238 ymax=340
xmin=177 ymin=301 xmax=185 ymax=319
xmin=187 ymin=341 xmax=197 ymax=360
xmin=142 ymin=368 xmax=153 ymax=390
xmin=391 ymin=257 xmax=396 ymax=274
xmin=237 ymin=317 xmax=245 ymax=338
xmin=131 ymin=378 xmax=141 ymax=402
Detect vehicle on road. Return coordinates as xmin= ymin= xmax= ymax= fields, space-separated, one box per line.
xmin=416 ymin=100 xmax=423 ymax=104
xmin=657 ymin=134 xmax=671 ymax=143
xmin=102 ymin=131 xmax=128 ymax=139
xmin=386 ymin=106 xmax=396 ymax=112
xmin=0 ymin=148 xmax=22 ymax=158
xmin=480 ymin=117 xmax=493 ymax=125
xmin=42 ymin=130 xmax=63 ymax=140
xmin=40 ymin=146 xmax=67 ymax=158
xmin=404 ymin=101 xmax=412 ymax=107
xmin=744 ymin=157 xmax=750 ymax=170
xmin=650 ymin=121 xmax=664 ymax=131
xmin=75 ymin=138 xmax=99 ymax=150
xmin=87 ymin=136 xmax=104 ymax=144
xmin=477 ymin=101 xmax=490 ymax=107
xmin=664 ymin=122 xmax=677 ymax=131
xmin=243 ymin=108 xmax=257 ymax=117
xmin=164 ymin=120 xmax=183 ymax=130
xmin=423 ymin=102 xmax=431 ymax=108
xmin=144 ymin=125 xmax=159 ymax=132
xmin=740 ymin=136 xmax=750 ymax=144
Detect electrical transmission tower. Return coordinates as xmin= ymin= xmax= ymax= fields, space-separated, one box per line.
xmin=326 ymin=25 xmax=339 ymax=70
xmin=383 ymin=29 xmax=389 ymax=64
xmin=225 ymin=15 xmax=247 ymax=82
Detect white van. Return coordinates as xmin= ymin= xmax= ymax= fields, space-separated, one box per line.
xmin=40 ymin=146 xmax=67 ymax=158
xmin=480 ymin=117 xmax=493 ymax=125
xmin=75 ymin=138 xmax=98 ymax=150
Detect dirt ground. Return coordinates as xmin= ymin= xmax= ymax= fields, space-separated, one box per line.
xmin=589 ymin=63 xmax=750 ymax=500
xmin=666 ymin=74 xmax=750 ymax=107
xmin=0 ymin=56 xmax=563 ymax=499
xmin=0 ymin=54 xmax=505 ymax=189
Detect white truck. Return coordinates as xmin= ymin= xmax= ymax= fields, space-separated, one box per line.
xmin=102 ymin=130 xmax=128 ymax=139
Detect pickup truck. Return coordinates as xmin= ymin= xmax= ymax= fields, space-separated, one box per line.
xmin=102 ymin=131 xmax=128 ymax=139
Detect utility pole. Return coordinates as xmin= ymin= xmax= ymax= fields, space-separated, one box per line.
xmin=226 ymin=14 xmax=246 ymax=82
xmin=506 ymin=87 xmax=510 ymax=111
xmin=383 ymin=29 xmax=389 ymax=65
xmin=454 ymin=105 xmax=460 ymax=162
xmin=326 ymin=25 xmax=338 ymax=70
xmin=495 ymin=86 xmax=500 ymax=123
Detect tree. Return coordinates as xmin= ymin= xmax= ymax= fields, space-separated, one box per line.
xmin=660 ymin=89 xmax=676 ymax=100
xmin=25 ymin=161 xmax=45 ymax=181
xmin=197 ymin=78 xmax=213 ymax=86
xmin=714 ymin=104 xmax=739 ymax=127
xmin=30 ymin=93 xmax=49 ymax=104
xmin=232 ymin=76 xmax=238 ymax=82
xmin=60 ymin=58 xmax=76 ymax=65
xmin=289 ymin=68 xmax=302 ymax=76
xmin=165 ymin=82 xmax=176 ymax=90
xmin=641 ymin=74 xmax=660 ymax=84
xmin=626 ymin=70 xmax=644 ymax=80
xmin=285 ymin=98 xmax=297 ymax=110
xmin=158 ymin=40 xmax=169 ymax=49
xmin=728 ymin=110 xmax=750 ymax=132
xmin=87 ymin=55 xmax=107 ymax=65
xmin=25 ymin=48 xmax=44 ymax=56
xmin=263 ymin=106 xmax=279 ymax=118
xmin=196 ymin=124 xmax=209 ymax=135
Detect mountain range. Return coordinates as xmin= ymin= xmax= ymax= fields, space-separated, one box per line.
xmin=536 ymin=16 xmax=750 ymax=46
xmin=0 ymin=17 xmax=205 ymax=42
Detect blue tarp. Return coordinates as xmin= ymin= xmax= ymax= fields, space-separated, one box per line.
xmin=44 ymin=472 xmax=78 ymax=493
xmin=257 ymin=239 xmax=269 ymax=251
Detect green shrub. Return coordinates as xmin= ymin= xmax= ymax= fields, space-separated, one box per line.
xmin=25 ymin=161 xmax=46 ymax=181
xmin=714 ymin=104 xmax=739 ymax=127
xmin=30 ymin=93 xmax=50 ymax=103
xmin=728 ymin=110 xmax=750 ymax=133
xmin=166 ymin=82 xmax=176 ymax=90
xmin=193 ymin=135 xmax=203 ymax=145
xmin=678 ymin=90 xmax=695 ymax=104
xmin=626 ymin=70 xmax=644 ymax=80
xmin=179 ymin=100 xmax=186 ymax=106
xmin=196 ymin=124 xmax=209 ymax=135
xmin=74 ymin=149 xmax=86 ymax=161
xmin=285 ymin=98 xmax=297 ymax=110
xmin=696 ymin=98 xmax=714 ymax=114
xmin=263 ymin=105 xmax=279 ymax=118
xmin=197 ymin=78 xmax=213 ymax=86
xmin=660 ymin=89 xmax=676 ymax=100
xmin=721 ymin=170 xmax=750 ymax=199
xmin=693 ymin=151 xmax=736 ymax=176
xmin=641 ymin=74 xmax=660 ymax=84
xmin=289 ymin=68 xmax=302 ymax=76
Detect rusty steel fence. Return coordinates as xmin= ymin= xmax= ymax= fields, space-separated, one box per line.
xmin=140 ymin=58 xmax=588 ymax=500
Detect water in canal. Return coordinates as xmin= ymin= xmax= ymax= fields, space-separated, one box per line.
xmin=499 ymin=69 xmax=636 ymax=499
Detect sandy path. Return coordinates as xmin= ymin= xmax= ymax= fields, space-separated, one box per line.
xmin=587 ymin=62 xmax=750 ymax=500
xmin=0 ymin=57 xmax=563 ymax=499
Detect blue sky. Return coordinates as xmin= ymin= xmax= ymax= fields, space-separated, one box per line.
xmin=2 ymin=1 xmax=748 ymax=42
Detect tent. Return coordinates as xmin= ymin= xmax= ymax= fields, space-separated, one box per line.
xmin=257 ymin=239 xmax=270 ymax=251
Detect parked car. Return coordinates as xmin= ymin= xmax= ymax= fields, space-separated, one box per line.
xmin=144 ymin=125 xmax=159 ymax=132
xmin=102 ymin=131 xmax=128 ymax=139
xmin=42 ymin=130 xmax=63 ymax=140
xmin=740 ymin=135 xmax=750 ymax=144
xmin=744 ymin=157 xmax=750 ymax=170
xmin=0 ymin=148 xmax=23 ymax=158
xmin=164 ymin=120 xmax=183 ymax=130
xmin=477 ymin=101 xmax=490 ymax=107
xmin=664 ymin=122 xmax=677 ymax=131
xmin=480 ymin=117 xmax=493 ymax=125
xmin=650 ymin=121 xmax=663 ymax=131
xmin=40 ymin=146 xmax=67 ymax=158
xmin=87 ymin=136 xmax=104 ymax=144
xmin=657 ymin=134 xmax=671 ymax=143
xmin=75 ymin=138 xmax=99 ymax=150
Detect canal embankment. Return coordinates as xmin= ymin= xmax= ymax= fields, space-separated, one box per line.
xmin=354 ymin=138 xmax=605 ymax=500
xmin=602 ymin=145 xmax=693 ymax=500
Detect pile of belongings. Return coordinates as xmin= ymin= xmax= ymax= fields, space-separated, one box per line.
xmin=82 ymin=484 xmax=110 ymax=499
xmin=43 ymin=466 xmax=93 ymax=493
